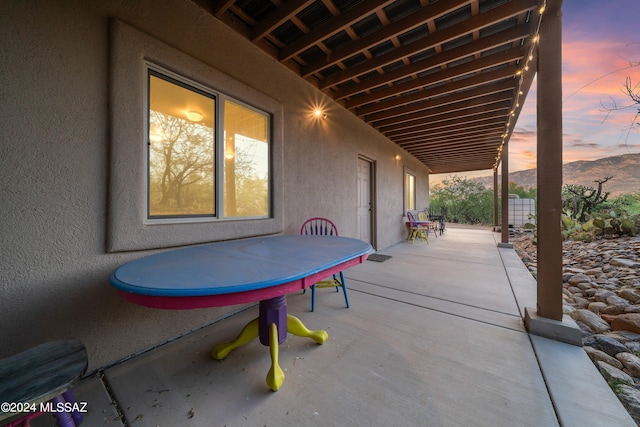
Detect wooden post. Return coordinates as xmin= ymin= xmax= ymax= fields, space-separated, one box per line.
xmin=501 ymin=143 xmax=509 ymax=244
xmin=493 ymin=169 xmax=499 ymax=230
xmin=536 ymin=0 xmax=564 ymax=320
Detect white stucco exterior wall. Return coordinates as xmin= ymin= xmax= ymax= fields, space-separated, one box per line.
xmin=0 ymin=0 xmax=431 ymax=371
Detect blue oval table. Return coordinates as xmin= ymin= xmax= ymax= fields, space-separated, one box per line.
xmin=109 ymin=235 xmax=371 ymax=391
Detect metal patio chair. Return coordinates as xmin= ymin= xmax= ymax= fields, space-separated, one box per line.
xmin=407 ymin=211 xmax=429 ymax=244
xmin=417 ymin=211 xmax=438 ymax=238
xmin=300 ymin=217 xmax=350 ymax=312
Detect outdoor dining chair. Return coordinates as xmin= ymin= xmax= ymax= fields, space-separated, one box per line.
xmin=407 ymin=211 xmax=429 ymax=244
xmin=300 ymin=217 xmax=350 ymax=312
xmin=426 ymin=207 xmax=446 ymax=235
xmin=417 ymin=211 xmax=438 ymax=238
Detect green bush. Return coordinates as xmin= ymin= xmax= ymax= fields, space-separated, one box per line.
xmin=430 ymin=176 xmax=494 ymax=224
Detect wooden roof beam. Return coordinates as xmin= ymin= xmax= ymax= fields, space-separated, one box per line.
xmin=358 ymin=67 xmax=516 ymax=117
xmin=301 ymin=0 xmax=472 ymax=77
xmin=319 ymin=0 xmax=538 ymax=89
xmin=278 ymin=0 xmax=396 ymax=61
xmin=399 ymin=129 xmax=504 ymax=147
xmin=366 ymin=80 xmax=514 ymax=124
xmin=346 ymin=47 xmax=524 ymax=110
xmin=382 ymin=109 xmax=509 ymax=136
xmin=251 ymin=0 xmax=316 ymax=42
xmin=391 ymin=120 xmax=507 ymax=142
xmin=335 ymin=23 xmax=532 ymax=100
xmin=409 ymin=139 xmax=502 ymax=154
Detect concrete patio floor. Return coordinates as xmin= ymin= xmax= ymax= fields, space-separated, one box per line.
xmin=32 ymin=226 xmax=635 ymax=426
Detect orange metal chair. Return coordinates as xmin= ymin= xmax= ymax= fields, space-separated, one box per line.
xmin=300 ymin=217 xmax=350 ymax=312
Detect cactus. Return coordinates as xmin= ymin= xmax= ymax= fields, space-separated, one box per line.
xmin=572 ymin=231 xmax=594 ymax=242
xmin=593 ymin=217 xmax=605 ymax=230
xmin=621 ymin=219 xmax=637 ymax=236
xmin=560 ymin=193 xmax=639 ymax=241
xmin=610 ymin=218 xmax=621 ymax=231
xmin=562 ymin=177 xmax=612 ymax=222
xmin=581 ymin=220 xmax=595 ymax=232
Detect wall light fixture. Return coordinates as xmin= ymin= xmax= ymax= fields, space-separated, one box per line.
xmin=314 ymin=108 xmax=327 ymax=119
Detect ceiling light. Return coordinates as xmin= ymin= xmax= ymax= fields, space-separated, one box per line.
xmin=186 ymin=111 xmax=203 ymax=122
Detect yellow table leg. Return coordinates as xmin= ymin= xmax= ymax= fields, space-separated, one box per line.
xmin=211 ymin=311 xmax=328 ymax=391
xmin=211 ymin=318 xmax=259 ymax=360
xmin=266 ymin=323 xmax=285 ymax=391
xmin=286 ymin=314 xmax=328 ymax=344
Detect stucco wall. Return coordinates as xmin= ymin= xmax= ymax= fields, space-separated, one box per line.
xmin=0 ymin=0 xmax=431 ymax=371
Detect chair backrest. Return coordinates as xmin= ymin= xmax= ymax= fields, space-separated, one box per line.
xmin=300 ymin=217 xmax=339 ymax=236
xmin=406 ymin=211 xmax=418 ymax=227
xmin=417 ymin=211 xmax=428 ymax=221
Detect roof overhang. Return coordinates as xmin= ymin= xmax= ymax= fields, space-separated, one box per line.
xmin=194 ymin=0 xmax=546 ymax=174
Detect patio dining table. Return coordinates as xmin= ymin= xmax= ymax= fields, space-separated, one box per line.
xmin=109 ymin=235 xmax=371 ymax=391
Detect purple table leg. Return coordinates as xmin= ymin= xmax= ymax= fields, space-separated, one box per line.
xmin=258 ymin=295 xmax=287 ymax=346
xmin=51 ymin=395 xmax=75 ymax=427
xmin=63 ymin=390 xmax=83 ymax=425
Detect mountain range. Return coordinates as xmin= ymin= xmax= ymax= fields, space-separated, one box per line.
xmin=471 ymin=153 xmax=640 ymax=196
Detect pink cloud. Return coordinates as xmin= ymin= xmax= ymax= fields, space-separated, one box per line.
xmin=562 ymin=40 xmax=639 ymax=123
xmin=434 ymin=3 xmax=640 ymax=180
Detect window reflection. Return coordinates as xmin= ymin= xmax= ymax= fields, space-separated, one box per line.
xmin=405 ymin=171 xmax=416 ymax=211
xmin=223 ymin=100 xmax=270 ymax=218
xmin=147 ymin=70 xmax=271 ymax=220
xmin=148 ymin=73 xmax=215 ymax=217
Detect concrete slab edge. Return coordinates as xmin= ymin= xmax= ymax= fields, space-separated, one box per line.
xmin=530 ymin=335 xmax=637 ymax=427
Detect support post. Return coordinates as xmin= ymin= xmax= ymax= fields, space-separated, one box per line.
xmin=523 ymin=0 xmax=580 ymax=346
xmin=535 ymin=0 xmax=564 ymax=321
xmin=493 ymin=169 xmax=499 ymax=231
xmin=500 ymin=145 xmax=510 ymax=246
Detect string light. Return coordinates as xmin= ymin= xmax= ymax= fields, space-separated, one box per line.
xmin=492 ymin=1 xmax=546 ymax=171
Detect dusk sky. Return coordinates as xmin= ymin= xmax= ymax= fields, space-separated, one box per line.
xmin=431 ymin=0 xmax=640 ymax=186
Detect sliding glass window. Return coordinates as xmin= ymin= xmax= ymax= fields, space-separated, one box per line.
xmin=147 ymin=68 xmax=270 ymax=220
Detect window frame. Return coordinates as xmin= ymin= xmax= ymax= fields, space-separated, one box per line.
xmin=108 ymin=20 xmax=283 ymax=252
xmin=144 ymin=66 xmax=272 ymax=223
xmin=404 ymin=167 xmax=416 ymax=212
xmin=146 ymin=67 xmax=218 ymax=221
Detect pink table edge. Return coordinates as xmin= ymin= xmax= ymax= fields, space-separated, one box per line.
xmin=116 ymin=254 xmax=368 ymax=309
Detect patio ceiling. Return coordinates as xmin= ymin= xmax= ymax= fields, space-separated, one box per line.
xmin=194 ymin=0 xmax=545 ymax=174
